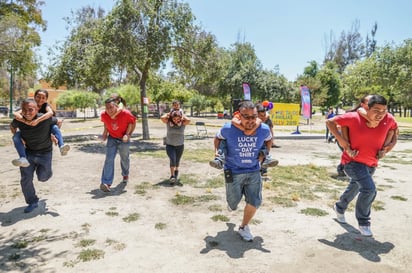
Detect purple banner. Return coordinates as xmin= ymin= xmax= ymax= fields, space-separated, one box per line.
xmin=242 ymin=82 xmax=251 ymax=100
xmin=300 ymin=85 xmax=311 ymax=119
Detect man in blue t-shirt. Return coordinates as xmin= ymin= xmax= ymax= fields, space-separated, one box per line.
xmin=213 ymin=100 xmax=272 ymax=242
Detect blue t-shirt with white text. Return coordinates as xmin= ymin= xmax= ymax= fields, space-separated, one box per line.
xmin=216 ymin=123 xmax=272 ymax=174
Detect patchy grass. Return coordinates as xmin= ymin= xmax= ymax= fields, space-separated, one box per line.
xmin=81 ymin=223 xmax=91 ymax=233
xmin=11 ymin=240 xmax=28 ymax=249
xmin=105 ymin=239 xmax=126 ymax=250
xmin=76 ymin=239 xmax=96 ymax=248
xmin=391 ymin=195 xmax=408 ymax=201
xmin=171 ymin=194 xmax=195 ymax=205
xmin=105 ymin=211 xmax=119 ymax=217
xmin=300 ymin=207 xmax=328 ymax=216
xmin=155 ymin=222 xmax=167 ymax=230
xmin=181 ymin=148 xmax=213 ymax=163
xmin=211 ymin=214 xmax=230 ymax=222
xmin=208 ymin=204 xmax=223 ymax=212
xmin=196 ymin=194 xmax=219 ymax=202
xmin=263 ymin=164 xmax=342 ymax=206
xmin=372 ymin=200 xmax=385 ymax=211
xmin=77 ymin=249 xmax=105 ymax=262
xmin=178 ymin=174 xmax=200 ymax=186
xmin=134 ymin=182 xmax=157 ymax=195
xmin=380 ymin=154 xmax=412 ymax=165
xmin=122 ymin=213 xmax=140 ymax=223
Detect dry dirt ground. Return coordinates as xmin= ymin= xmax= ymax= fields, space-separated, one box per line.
xmin=0 ymin=117 xmax=411 ymax=273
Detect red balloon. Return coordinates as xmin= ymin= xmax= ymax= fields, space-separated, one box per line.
xmin=262 ymin=100 xmax=269 ymax=107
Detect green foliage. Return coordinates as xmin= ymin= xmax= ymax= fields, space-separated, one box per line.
xmin=315 ymin=62 xmax=341 ymax=109
xmin=56 ymin=90 xmax=99 ymax=119
xmin=219 ymin=42 xmax=261 ymax=100
xmin=105 ymin=84 xmax=141 ymax=111
xmin=45 ymin=6 xmax=111 ymax=92
xmin=189 ymin=93 xmax=211 ymax=115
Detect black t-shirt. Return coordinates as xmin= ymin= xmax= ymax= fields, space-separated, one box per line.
xmin=264 ymin=117 xmax=273 ymax=129
xmin=11 ymin=114 xmax=58 ymax=153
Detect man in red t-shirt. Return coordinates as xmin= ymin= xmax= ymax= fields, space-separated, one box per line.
xmin=326 ymin=94 xmax=398 ymax=237
xmin=100 ymin=98 xmax=136 ymax=192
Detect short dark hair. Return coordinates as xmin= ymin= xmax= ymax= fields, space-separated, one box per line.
xmin=368 ymin=95 xmax=387 ymax=108
xmin=21 ymin=98 xmax=37 ymax=108
xmin=238 ymin=100 xmax=255 ymax=111
xmin=255 ymin=103 xmax=265 ymax=112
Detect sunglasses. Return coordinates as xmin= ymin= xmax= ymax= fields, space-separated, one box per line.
xmin=240 ymin=113 xmax=258 ymax=120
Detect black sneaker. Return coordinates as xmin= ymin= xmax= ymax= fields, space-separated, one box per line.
xmin=169 ymin=176 xmax=176 ymax=184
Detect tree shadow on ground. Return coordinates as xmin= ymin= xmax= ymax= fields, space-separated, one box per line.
xmin=0 ymin=199 xmax=59 ymax=227
xmin=0 ymin=228 xmax=73 ymax=273
xmin=66 ymin=134 xmax=164 ymax=155
xmin=200 ymin=222 xmax=270 ymax=258
xmin=318 ymin=220 xmax=394 ymax=262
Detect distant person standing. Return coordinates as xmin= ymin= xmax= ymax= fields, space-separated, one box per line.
xmin=160 ymin=108 xmax=191 ymax=184
xmin=325 ymin=107 xmax=335 ymax=141
xmin=213 ymin=101 xmax=272 ymax=242
xmin=100 ymin=98 xmax=136 ymax=192
xmin=326 ymin=95 xmax=398 ymax=236
xmin=10 ymin=99 xmax=58 ymax=213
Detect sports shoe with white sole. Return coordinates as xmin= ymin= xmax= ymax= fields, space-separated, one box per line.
xmin=12 ymin=157 xmax=30 ymax=167
xmin=262 ymin=156 xmax=279 ymax=168
xmin=60 ymin=144 xmax=70 ymax=156
xmin=359 ymin=225 xmax=373 ymax=237
xmin=333 ymin=204 xmax=347 ymax=224
xmin=209 ymin=159 xmax=223 ymax=169
xmin=100 ymin=183 xmax=111 ymax=192
xmin=238 ymin=225 xmax=253 ymax=242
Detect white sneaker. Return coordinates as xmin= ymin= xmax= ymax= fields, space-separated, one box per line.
xmin=359 ymin=225 xmax=373 ymax=237
xmin=333 ymin=204 xmax=346 ymax=224
xmin=60 ymin=144 xmax=70 ymax=156
xmin=238 ymin=225 xmax=253 ymax=242
xmin=12 ymin=157 xmax=30 ymax=167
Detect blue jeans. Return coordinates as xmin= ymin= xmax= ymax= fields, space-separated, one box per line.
xmin=216 ymin=140 xmax=227 ymax=162
xmin=335 ymin=161 xmax=376 ymax=226
xmin=101 ymin=136 xmax=130 ymax=185
xmin=166 ymin=144 xmax=184 ymax=167
xmin=13 ymin=131 xmax=26 ymax=158
xmin=20 ymin=151 xmax=53 ymax=204
xmin=51 ymin=124 xmax=65 ymax=147
xmin=226 ymin=171 xmax=262 ymax=210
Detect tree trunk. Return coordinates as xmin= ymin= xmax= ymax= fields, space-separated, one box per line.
xmin=139 ymin=74 xmax=150 ymax=140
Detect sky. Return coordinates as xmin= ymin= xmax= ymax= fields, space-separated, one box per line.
xmin=38 ymin=0 xmax=412 ymax=81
